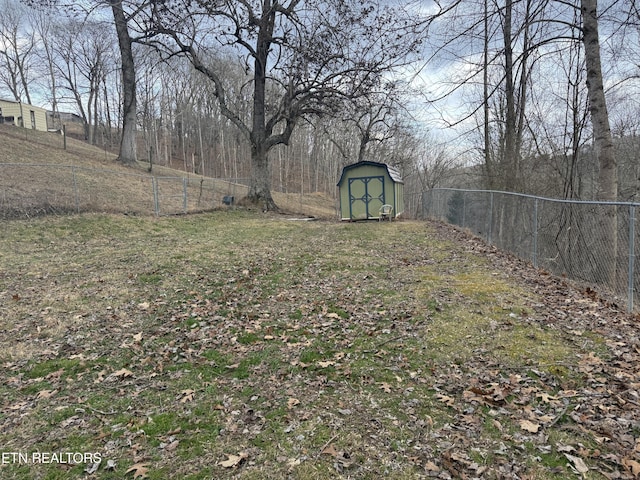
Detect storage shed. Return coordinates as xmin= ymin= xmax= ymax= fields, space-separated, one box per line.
xmin=337 ymin=161 xmax=404 ymax=221
xmin=0 ymin=99 xmax=48 ymax=132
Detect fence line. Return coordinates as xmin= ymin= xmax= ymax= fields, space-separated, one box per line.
xmin=423 ymin=188 xmax=639 ymax=312
xmin=0 ymin=163 xmax=250 ymax=218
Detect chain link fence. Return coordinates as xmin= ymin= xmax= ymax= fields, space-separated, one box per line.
xmin=423 ymin=188 xmax=639 ymax=312
xmin=0 ymin=163 xmax=249 ymax=218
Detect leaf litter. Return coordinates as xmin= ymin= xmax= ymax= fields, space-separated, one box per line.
xmin=0 ymin=212 xmax=639 ymax=479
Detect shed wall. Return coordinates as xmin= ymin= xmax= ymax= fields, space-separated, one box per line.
xmin=339 ymin=164 xmax=400 ymax=220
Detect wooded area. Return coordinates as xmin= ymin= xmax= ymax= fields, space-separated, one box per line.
xmin=1 ymin=0 xmax=639 ymax=211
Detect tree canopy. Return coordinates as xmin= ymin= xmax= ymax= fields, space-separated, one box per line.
xmin=144 ymin=0 xmax=425 ymax=209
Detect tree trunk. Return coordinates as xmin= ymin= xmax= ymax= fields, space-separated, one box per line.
xmin=581 ymin=0 xmax=618 ymax=287
xmin=483 ymin=0 xmax=494 ymax=189
xmin=581 ymin=0 xmax=616 ymax=202
xmin=246 ymin=0 xmax=278 ymax=210
xmin=247 ymin=143 xmax=277 ymax=210
xmin=503 ymin=0 xmax=518 ymax=192
xmin=110 ymin=0 xmax=137 ymax=166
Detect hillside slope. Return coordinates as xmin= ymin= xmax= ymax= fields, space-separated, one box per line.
xmin=0 ymin=124 xmax=336 ymax=218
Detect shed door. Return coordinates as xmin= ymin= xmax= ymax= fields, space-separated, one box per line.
xmin=348 ymin=176 xmax=385 ymax=220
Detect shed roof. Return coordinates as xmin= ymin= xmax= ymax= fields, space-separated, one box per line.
xmin=337 ymin=160 xmax=404 ymax=186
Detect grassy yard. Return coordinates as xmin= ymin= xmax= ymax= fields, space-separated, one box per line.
xmin=0 ymin=212 xmax=638 ymax=479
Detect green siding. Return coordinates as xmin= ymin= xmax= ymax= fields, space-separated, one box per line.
xmin=338 ymin=162 xmax=404 ymax=220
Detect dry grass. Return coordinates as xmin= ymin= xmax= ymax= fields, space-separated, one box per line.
xmin=1 ymin=126 xmax=638 ymax=479
xmin=0 ymin=124 xmax=336 ymax=219
xmin=0 ymin=213 xmax=634 ymax=479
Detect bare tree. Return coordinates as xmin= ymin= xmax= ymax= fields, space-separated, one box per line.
xmin=0 ymin=0 xmax=37 ymax=104
xmin=149 ymin=0 xmax=425 ymax=210
xmin=580 ymin=0 xmax=617 ymax=285
xmin=527 ymin=8 xmax=589 ymax=200
xmin=50 ymin=20 xmax=114 ymax=144
xmin=333 ymin=81 xmax=411 ymax=165
xmin=30 ymin=8 xmax=61 ymax=128
xmin=26 ymin=0 xmax=145 ymax=165
xmin=108 ymin=0 xmax=138 ymax=165
xmin=581 ymin=0 xmax=616 ymax=203
xmin=423 ymin=0 xmax=545 ymax=191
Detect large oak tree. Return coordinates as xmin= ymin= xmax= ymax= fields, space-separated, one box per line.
xmin=149 ymin=0 xmax=424 ymax=210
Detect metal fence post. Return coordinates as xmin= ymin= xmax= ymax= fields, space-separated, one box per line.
xmin=152 ymin=177 xmax=159 ymax=216
xmin=183 ymin=177 xmax=188 ymax=213
xmin=488 ymin=192 xmax=493 ymax=244
xmin=72 ymin=165 xmax=80 ymax=213
xmin=629 ymin=205 xmax=636 ymax=312
xmin=533 ymin=198 xmax=538 ymax=268
xmin=462 ymin=191 xmax=466 ymax=228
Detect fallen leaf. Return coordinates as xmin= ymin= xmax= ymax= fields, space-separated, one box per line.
xmin=180 ymin=389 xmax=195 ymax=403
xmin=125 ymin=462 xmax=149 ymax=478
xmin=133 ymin=332 xmax=143 ymax=342
xmin=218 ymin=452 xmax=248 ymax=468
xmin=378 ymin=382 xmax=392 ymax=393
xmin=138 ymin=302 xmax=150 ymax=310
xmin=8 ymin=401 xmax=28 ymax=410
xmin=321 ymin=444 xmax=354 ymax=469
xmin=109 ymin=368 xmax=134 ymax=380
xmin=623 ymin=458 xmax=640 ymax=477
xmin=164 ymin=440 xmax=179 ymax=451
xmin=46 ymin=369 xmax=64 ymax=381
xmin=436 ymin=393 xmax=455 ymax=406
xmin=60 ymin=416 xmax=79 ymax=428
xmin=537 ymin=392 xmax=557 ymax=403
xmin=519 ymin=419 xmax=540 ymax=433
xmin=322 ymin=444 xmax=339 ymax=457
xmin=36 ymin=389 xmax=57 ymax=399
xmin=317 ymin=361 xmax=335 ymax=368
xmin=425 ymin=461 xmax=440 ymax=472
xmin=557 ymin=444 xmax=576 ymax=453
xmin=287 ymin=397 xmax=300 ymax=409
xmin=539 ymin=414 xmax=555 ymax=423
xmin=565 ymin=453 xmax=589 ymax=474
